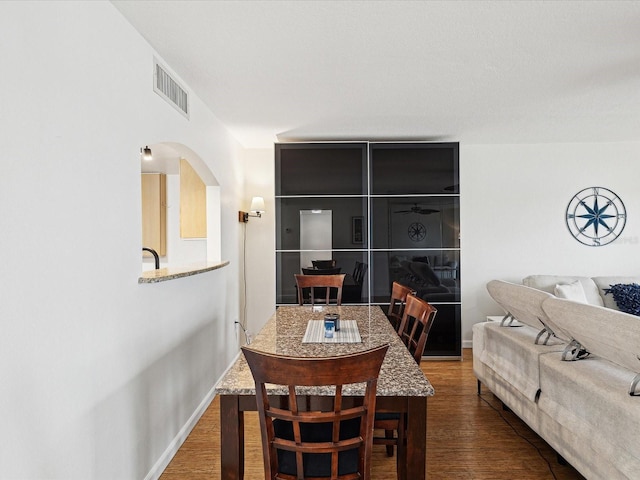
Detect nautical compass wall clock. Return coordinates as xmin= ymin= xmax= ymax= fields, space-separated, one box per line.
xmin=566 ymin=187 xmax=626 ymax=246
xmin=408 ymin=222 xmax=426 ymax=242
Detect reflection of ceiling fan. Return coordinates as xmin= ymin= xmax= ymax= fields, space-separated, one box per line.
xmin=394 ymin=203 xmax=440 ymax=215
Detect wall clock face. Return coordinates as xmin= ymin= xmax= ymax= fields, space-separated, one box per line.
xmin=408 ymin=222 xmax=426 ymax=242
xmin=566 ymin=187 xmax=626 ymax=246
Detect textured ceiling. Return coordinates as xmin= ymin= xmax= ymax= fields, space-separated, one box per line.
xmin=113 ymin=0 xmax=640 ymax=148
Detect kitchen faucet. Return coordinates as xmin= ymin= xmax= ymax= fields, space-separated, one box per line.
xmin=142 ymin=247 xmax=160 ymax=270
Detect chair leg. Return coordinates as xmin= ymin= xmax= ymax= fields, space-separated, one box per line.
xmin=385 ymin=430 xmax=394 ymax=456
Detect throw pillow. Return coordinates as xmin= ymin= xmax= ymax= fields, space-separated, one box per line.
xmin=604 ymin=283 xmax=640 ymax=316
xmin=554 ymin=281 xmax=589 ymax=304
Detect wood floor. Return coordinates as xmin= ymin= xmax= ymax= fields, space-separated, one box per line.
xmin=160 ymin=349 xmax=585 ymax=479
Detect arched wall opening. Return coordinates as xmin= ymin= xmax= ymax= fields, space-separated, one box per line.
xmin=141 ymin=142 xmax=221 ymax=271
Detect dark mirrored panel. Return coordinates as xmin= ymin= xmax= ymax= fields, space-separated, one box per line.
xmin=276 ymin=197 xmax=368 ymax=250
xmin=275 ymin=141 xmax=461 ymax=356
xmin=277 ymin=252 xmax=302 ymax=304
xmin=370 ymin=143 xmax=459 ymax=195
xmin=333 ymin=251 xmax=370 ymax=304
xmin=371 ymin=196 xmax=459 ymax=249
xmin=276 ymin=251 xmax=370 ymax=304
xmin=276 ymin=143 xmax=367 ymax=196
xmin=370 ymin=250 xmax=460 ymax=303
xmin=423 ymin=304 xmax=461 ymax=357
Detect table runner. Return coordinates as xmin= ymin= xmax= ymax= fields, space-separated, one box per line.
xmin=302 ymin=320 xmax=362 ymax=343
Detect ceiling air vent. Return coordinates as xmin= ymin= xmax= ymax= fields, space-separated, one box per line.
xmin=153 ymin=58 xmax=189 ymax=119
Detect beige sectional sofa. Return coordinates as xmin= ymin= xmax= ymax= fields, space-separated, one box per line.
xmin=473 ymin=275 xmax=640 ymax=479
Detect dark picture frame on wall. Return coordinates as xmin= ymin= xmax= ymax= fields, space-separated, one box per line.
xmin=352 ymin=216 xmax=364 ymax=244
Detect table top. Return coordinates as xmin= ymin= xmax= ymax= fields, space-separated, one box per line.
xmin=215 ymin=305 xmax=434 ymax=397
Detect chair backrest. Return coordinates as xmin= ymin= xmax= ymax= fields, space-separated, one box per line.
xmin=242 ymin=344 xmax=389 ymax=480
xmin=312 ymin=259 xmax=337 ymax=269
xmin=295 ymin=274 xmax=345 ymax=306
xmin=352 ymin=261 xmax=368 ymax=285
xmin=387 ymin=282 xmax=415 ymax=333
xmin=397 ymin=294 xmax=438 ymax=363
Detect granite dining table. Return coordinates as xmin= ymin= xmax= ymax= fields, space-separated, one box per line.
xmin=215 ymin=304 xmax=435 ymax=479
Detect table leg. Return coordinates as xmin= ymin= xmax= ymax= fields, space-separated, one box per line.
xmin=220 ymin=395 xmax=244 ymax=480
xmin=405 ymin=396 xmax=427 ymax=479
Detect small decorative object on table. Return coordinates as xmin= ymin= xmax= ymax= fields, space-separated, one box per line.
xmin=324 ymin=316 xmax=335 ymax=338
xmin=325 ymin=312 xmax=340 ymax=331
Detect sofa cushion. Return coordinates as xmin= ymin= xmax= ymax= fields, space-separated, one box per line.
xmin=523 ymin=275 xmax=603 ymax=307
xmin=479 ymin=322 xmax=565 ymax=402
xmin=592 ymin=276 xmax=640 ymax=310
xmin=538 ymin=352 xmax=640 ymax=480
xmin=542 ymin=297 xmax=640 ymax=379
xmin=554 ymin=280 xmax=588 ymax=304
xmin=604 ymin=283 xmax=640 ymax=316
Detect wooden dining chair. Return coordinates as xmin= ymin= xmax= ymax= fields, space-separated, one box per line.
xmin=242 ymin=344 xmax=389 ymax=480
xmin=397 ymin=294 xmax=438 ymax=364
xmin=386 ymin=282 xmax=415 ymax=333
xmin=295 ymin=273 xmax=346 ymax=306
xmin=375 ymin=294 xmax=437 ymax=461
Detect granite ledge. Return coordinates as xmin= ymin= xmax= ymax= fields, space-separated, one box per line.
xmin=138 ymin=260 xmax=229 ymax=284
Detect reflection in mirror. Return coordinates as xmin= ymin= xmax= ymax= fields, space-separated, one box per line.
xmin=276 ymin=197 xmax=367 ymax=250
xmin=371 ymin=250 xmax=460 ymax=304
xmin=276 ymin=251 xmax=369 ymax=304
xmin=299 ymin=210 xmax=332 ymax=271
xmin=371 ymin=197 xmax=459 ymax=249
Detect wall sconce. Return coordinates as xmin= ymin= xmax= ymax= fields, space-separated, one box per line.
xmin=239 ymin=196 xmax=266 ymax=223
xmin=141 ymin=146 xmax=153 ymax=161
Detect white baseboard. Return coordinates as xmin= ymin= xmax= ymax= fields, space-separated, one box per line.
xmin=144 ymin=384 xmax=217 ymax=480
xmin=144 ymin=351 xmax=243 ymax=480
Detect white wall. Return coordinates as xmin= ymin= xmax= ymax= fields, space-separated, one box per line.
xmin=460 ymin=142 xmax=640 ymax=347
xmin=0 ymin=2 xmax=245 ymax=479
xmin=241 ymin=148 xmax=276 ymax=339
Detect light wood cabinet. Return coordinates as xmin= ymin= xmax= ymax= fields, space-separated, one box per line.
xmin=179 ymin=158 xmax=207 ymax=238
xmin=141 ymin=173 xmax=167 ymax=256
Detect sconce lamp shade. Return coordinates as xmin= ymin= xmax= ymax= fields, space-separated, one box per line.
xmin=141 ymin=146 xmax=153 ymax=161
xmin=250 ymin=196 xmax=265 ymax=215
xmin=239 ymin=196 xmax=265 ymax=222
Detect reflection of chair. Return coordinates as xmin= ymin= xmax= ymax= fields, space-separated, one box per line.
xmin=375 ymin=294 xmax=437 ymax=461
xmin=295 ymin=274 xmax=345 ymax=306
xmin=242 ymin=344 xmax=389 ymax=480
xmin=352 ymin=261 xmax=368 ymax=285
xmin=386 ymin=282 xmax=414 ymax=333
xmin=302 ymin=267 xmax=342 ymax=275
xmin=312 ymin=259 xmax=337 ymax=269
